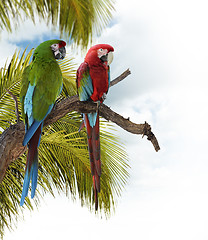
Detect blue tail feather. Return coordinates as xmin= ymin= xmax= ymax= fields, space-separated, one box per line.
xmin=21 ymin=104 xmax=53 ymax=205
xmin=20 ymin=152 xmax=39 ymax=205
xmin=20 ymin=167 xmax=31 ymax=206
xmin=86 ymin=112 xmax=97 ymax=128
xmin=23 ymin=120 xmax=42 ymax=146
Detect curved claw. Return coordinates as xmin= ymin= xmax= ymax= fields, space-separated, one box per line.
xmin=78 ymin=120 xmax=85 ymax=132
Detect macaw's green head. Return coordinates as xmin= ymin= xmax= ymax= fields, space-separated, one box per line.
xmin=33 ymin=39 xmax=66 ymax=60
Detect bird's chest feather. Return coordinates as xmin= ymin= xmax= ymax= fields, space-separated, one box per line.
xmin=89 ymin=65 xmax=109 ymax=102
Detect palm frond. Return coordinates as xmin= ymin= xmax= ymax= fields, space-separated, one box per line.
xmin=57 ymin=57 xmax=77 ymax=98
xmin=0 ymin=48 xmax=33 ymax=131
xmin=0 ymin=0 xmax=18 ymax=32
xmin=0 ymin=156 xmax=34 ymax=238
xmin=37 ymin=114 xmax=129 ymax=214
xmin=0 ymin=0 xmax=115 ymax=47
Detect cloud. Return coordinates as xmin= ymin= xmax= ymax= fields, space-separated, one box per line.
xmin=0 ymin=40 xmax=18 ymax=67
xmin=0 ymin=16 xmax=61 ymax=68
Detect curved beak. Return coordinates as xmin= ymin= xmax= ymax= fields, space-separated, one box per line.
xmin=107 ymin=51 xmax=114 ymax=65
xmin=100 ymin=51 xmax=114 ymax=65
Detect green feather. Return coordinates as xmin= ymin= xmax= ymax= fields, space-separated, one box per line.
xmin=20 ymin=40 xmax=63 ymax=122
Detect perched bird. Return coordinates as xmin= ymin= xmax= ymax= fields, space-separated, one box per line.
xmin=76 ymin=44 xmax=114 ymax=210
xmin=19 ymin=40 xmax=66 ymax=206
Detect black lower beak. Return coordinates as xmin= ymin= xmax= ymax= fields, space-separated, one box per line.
xmin=100 ymin=54 xmax=108 ymax=62
xmin=55 ymin=46 xmax=66 ymax=60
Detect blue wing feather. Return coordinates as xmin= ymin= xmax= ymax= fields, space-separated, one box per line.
xmin=79 ymin=75 xmax=93 ymax=101
xmin=23 ymin=120 xmax=41 ymax=146
xmin=77 ymin=62 xmax=93 ymax=101
xmin=77 ymin=63 xmax=97 ymax=127
xmin=23 ymin=104 xmax=53 ymax=146
xmin=24 ymin=83 xmax=35 ymax=126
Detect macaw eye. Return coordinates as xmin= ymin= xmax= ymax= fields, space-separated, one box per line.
xmin=54 ymin=44 xmax=58 ymax=47
xmin=51 ymin=43 xmax=59 ymax=50
xmin=99 ymin=48 xmax=103 ymax=52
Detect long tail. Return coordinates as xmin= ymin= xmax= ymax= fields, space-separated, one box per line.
xmin=84 ymin=113 xmax=101 ymax=211
xmin=20 ymin=125 xmax=42 ymax=206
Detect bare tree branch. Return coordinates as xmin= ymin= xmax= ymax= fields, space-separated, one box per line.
xmin=110 ymin=69 xmax=131 ymax=87
xmin=0 ymin=69 xmax=160 ymax=183
xmin=0 ymin=123 xmax=26 ymax=183
xmin=45 ymin=98 xmax=160 ymax=152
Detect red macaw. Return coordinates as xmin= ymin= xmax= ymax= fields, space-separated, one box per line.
xmin=76 ymin=44 xmax=114 ymax=210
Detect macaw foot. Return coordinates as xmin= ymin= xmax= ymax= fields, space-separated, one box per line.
xmin=78 ymin=120 xmax=85 ymax=132
xmin=94 ymin=101 xmax=101 ymax=112
xmin=101 ymin=93 xmax=107 ymax=102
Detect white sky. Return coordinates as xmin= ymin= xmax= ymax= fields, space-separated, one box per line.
xmin=3 ymin=0 xmax=208 ymax=239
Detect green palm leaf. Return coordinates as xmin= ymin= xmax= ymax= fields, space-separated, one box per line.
xmin=0 ymin=0 xmax=115 ymax=47
xmin=0 ymin=48 xmax=33 ymax=131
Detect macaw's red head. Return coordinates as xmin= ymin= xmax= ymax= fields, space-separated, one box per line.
xmin=85 ymin=44 xmax=114 ymax=66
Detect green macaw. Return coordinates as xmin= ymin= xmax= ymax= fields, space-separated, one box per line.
xmin=19 ymin=39 xmax=66 ymax=206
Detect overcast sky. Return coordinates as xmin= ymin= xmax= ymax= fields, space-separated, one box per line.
xmin=3 ymin=0 xmax=208 ymax=239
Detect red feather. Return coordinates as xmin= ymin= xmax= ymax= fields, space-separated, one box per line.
xmin=76 ymin=44 xmax=114 ymax=210
xmin=59 ymin=40 xmax=66 ymax=48
xmin=26 ymin=125 xmax=41 ymax=171
xmin=85 ymin=114 xmax=101 ymax=210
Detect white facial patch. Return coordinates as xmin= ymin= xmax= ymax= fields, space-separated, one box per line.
xmin=51 ymin=43 xmax=59 ymax=56
xmin=97 ymin=48 xmax=108 ymax=58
